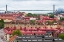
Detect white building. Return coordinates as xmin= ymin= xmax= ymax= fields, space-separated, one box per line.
xmin=30 ymin=17 xmax=36 ymax=20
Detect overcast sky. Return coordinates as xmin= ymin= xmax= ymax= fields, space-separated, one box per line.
xmin=0 ymin=0 xmax=64 ymax=13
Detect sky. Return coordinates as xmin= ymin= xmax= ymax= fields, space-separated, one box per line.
xmin=0 ymin=0 xmax=64 ymax=13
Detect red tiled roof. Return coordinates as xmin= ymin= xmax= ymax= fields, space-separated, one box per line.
xmin=38 ymin=20 xmax=43 ymax=23
xmin=0 ymin=14 xmax=22 ymax=20
xmin=24 ymin=17 xmax=30 ymax=19
xmin=0 ymin=17 xmax=16 ymax=20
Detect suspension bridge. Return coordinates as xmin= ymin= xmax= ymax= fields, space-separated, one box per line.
xmin=0 ymin=5 xmax=55 ymax=13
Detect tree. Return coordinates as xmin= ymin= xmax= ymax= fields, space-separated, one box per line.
xmin=46 ymin=21 xmax=54 ymax=25
xmin=59 ymin=34 xmax=64 ymax=40
xmin=32 ymin=14 xmax=37 ymax=17
xmin=0 ymin=19 xmax=4 ymax=29
xmin=43 ymin=14 xmax=48 ymax=16
xmin=30 ymin=20 xmax=35 ymax=25
xmin=37 ymin=17 xmax=40 ymax=20
xmin=27 ymin=13 xmax=38 ymax=17
xmin=60 ymin=17 xmax=64 ymax=27
xmin=27 ymin=13 xmax=33 ymax=17
xmin=49 ymin=14 xmax=54 ymax=18
xmin=37 ymin=15 xmax=40 ymax=20
xmin=12 ymin=29 xmax=22 ymax=36
xmin=60 ymin=17 xmax=64 ymax=21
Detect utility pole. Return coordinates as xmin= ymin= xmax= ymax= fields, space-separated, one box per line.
xmin=53 ymin=5 xmax=55 ymax=14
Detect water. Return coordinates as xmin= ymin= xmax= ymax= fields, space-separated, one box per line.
xmin=0 ymin=11 xmax=53 ymax=14
xmin=19 ymin=11 xmax=53 ymax=14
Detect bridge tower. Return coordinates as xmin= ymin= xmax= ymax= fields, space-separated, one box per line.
xmin=53 ymin=5 xmax=55 ymax=14
xmin=5 ymin=5 xmax=7 ymax=13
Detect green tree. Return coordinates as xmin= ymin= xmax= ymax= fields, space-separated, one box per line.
xmin=37 ymin=17 xmax=40 ymax=20
xmin=49 ymin=14 xmax=54 ymax=18
xmin=0 ymin=19 xmax=4 ymax=29
xmin=27 ymin=13 xmax=33 ymax=17
xmin=12 ymin=29 xmax=22 ymax=36
xmin=32 ymin=14 xmax=37 ymax=17
xmin=27 ymin=13 xmax=38 ymax=17
xmin=60 ymin=17 xmax=64 ymax=21
xmin=43 ymin=14 xmax=48 ymax=16
xmin=60 ymin=17 xmax=64 ymax=27
xmin=59 ymin=34 xmax=64 ymax=40
xmin=30 ymin=20 xmax=35 ymax=25
xmin=46 ymin=21 xmax=54 ymax=25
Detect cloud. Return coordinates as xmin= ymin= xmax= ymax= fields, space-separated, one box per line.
xmin=7 ymin=1 xmax=56 ymax=10
xmin=0 ymin=1 xmax=54 ymax=11
xmin=11 ymin=0 xmax=64 ymax=1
